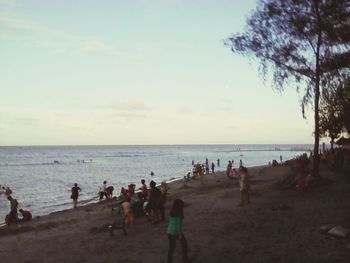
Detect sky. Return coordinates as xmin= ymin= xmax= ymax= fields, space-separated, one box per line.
xmin=0 ymin=0 xmax=316 ymax=146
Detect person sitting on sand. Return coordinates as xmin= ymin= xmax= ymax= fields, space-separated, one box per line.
xmin=237 ymin=166 xmax=250 ymax=206
xmin=167 ymin=199 xmax=189 ymax=263
xmin=19 ymin=209 xmax=32 ymax=222
xmin=106 ymin=186 xmax=114 ymax=198
xmin=99 ymin=181 xmax=107 ymax=200
xmin=71 ymin=183 xmax=81 ymax=208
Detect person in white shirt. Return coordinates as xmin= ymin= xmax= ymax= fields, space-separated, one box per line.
xmin=99 ymin=181 xmax=107 ymax=200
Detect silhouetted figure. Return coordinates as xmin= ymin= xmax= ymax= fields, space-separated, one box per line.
xmin=71 ymin=183 xmax=81 ymax=208
xmin=167 ymin=199 xmax=188 ymax=263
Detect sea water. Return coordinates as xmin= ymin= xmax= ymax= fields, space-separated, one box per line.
xmin=0 ymin=144 xmax=311 ymax=222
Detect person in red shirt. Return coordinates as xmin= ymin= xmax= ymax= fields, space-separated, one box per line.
xmin=19 ymin=209 xmax=32 ymax=222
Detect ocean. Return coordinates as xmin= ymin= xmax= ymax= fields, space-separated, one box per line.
xmin=0 ymin=144 xmax=311 ymax=223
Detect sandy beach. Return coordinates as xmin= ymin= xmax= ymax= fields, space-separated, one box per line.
xmin=0 ymin=164 xmax=349 ymax=263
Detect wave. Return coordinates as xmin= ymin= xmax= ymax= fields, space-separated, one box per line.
xmin=0 ymin=161 xmax=93 ymax=167
xmin=213 ymin=148 xmax=311 ymax=153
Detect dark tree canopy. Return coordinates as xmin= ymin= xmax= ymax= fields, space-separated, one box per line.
xmin=225 ymin=0 xmax=350 ymax=176
xmin=319 ymin=87 xmax=344 ymax=150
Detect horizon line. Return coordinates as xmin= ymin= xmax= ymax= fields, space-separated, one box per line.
xmin=0 ymin=142 xmax=317 ymax=147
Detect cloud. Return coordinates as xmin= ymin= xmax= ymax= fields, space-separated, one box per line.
xmin=14 ymin=117 xmax=38 ymax=126
xmin=78 ymin=41 xmax=121 ymax=56
xmin=0 ymin=14 xmax=125 ymax=58
xmin=98 ymin=101 xmax=151 ymax=111
xmin=177 ymin=107 xmax=193 ymax=114
xmin=111 ymin=112 xmax=147 ymax=120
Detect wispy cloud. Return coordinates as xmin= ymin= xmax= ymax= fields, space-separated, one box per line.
xmin=177 ymin=107 xmax=193 ymax=114
xmin=98 ymin=101 xmax=151 ymax=111
xmin=0 ymin=14 xmax=126 ymax=58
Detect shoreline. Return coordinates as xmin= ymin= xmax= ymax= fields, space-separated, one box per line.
xmin=1 ymin=163 xmax=270 ymax=226
xmin=0 ymin=164 xmax=268 ymax=230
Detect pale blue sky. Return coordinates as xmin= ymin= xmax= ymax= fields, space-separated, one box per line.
xmin=0 ymin=0 xmax=314 ymax=145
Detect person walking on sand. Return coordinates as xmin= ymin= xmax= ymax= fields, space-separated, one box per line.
xmin=71 ymin=183 xmax=81 ymax=208
xmin=237 ymin=166 xmax=250 ymax=206
xmin=211 ymin=162 xmax=215 ymax=173
xmin=167 ymin=199 xmax=189 ymax=263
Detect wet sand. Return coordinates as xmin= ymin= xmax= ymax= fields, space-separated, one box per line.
xmin=0 ymin=164 xmax=349 ymax=263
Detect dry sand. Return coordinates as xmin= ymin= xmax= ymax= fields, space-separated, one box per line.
xmin=0 ymin=164 xmax=349 ymax=263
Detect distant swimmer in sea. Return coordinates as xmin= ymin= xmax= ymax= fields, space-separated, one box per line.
xmin=151 ymin=171 xmax=154 ymax=176
xmin=71 ymin=183 xmax=82 ymax=208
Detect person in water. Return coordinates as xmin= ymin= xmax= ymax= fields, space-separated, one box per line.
xmin=167 ymin=199 xmax=189 ymax=263
xmin=71 ymin=183 xmax=81 ymax=208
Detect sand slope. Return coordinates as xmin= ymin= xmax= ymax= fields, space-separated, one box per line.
xmin=0 ymin=165 xmax=349 ymax=263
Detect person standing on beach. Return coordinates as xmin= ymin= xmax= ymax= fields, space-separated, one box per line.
xmin=139 ymin=179 xmax=148 ymax=200
xmin=149 ymin=180 xmax=161 ymax=223
xmin=167 ymin=199 xmax=189 ymax=263
xmin=7 ymin=195 xmax=19 ymax=224
xmin=237 ymin=166 xmax=250 ymax=206
xmin=99 ymin=181 xmax=107 ymax=200
xmin=226 ymin=160 xmax=232 ymax=177
xmin=71 ymin=183 xmax=81 ymax=208
xmin=217 ymin=158 xmax=220 ymax=167
xmin=211 ymin=162 xmax=215 ymax=173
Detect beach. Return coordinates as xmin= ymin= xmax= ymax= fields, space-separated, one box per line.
xmin=0 ymin=164 xmax=349 ymax=263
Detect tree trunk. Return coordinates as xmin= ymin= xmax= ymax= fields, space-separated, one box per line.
xmin=330 ymin=139 xmax=334 ymax=153
xmin=313 ymin=0 xmax=321 ymax=177
xmin=313 ymin=83 xmax=320 ymax=177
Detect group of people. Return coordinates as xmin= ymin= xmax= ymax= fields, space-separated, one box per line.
xmin=1 ymin=185 xmax=32 ymax=225
xmin=191 ymin=158 xmax=217 ymax=178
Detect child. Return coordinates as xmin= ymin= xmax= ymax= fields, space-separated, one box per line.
xmin=167 ymin=199 xmax=188 ymax=263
